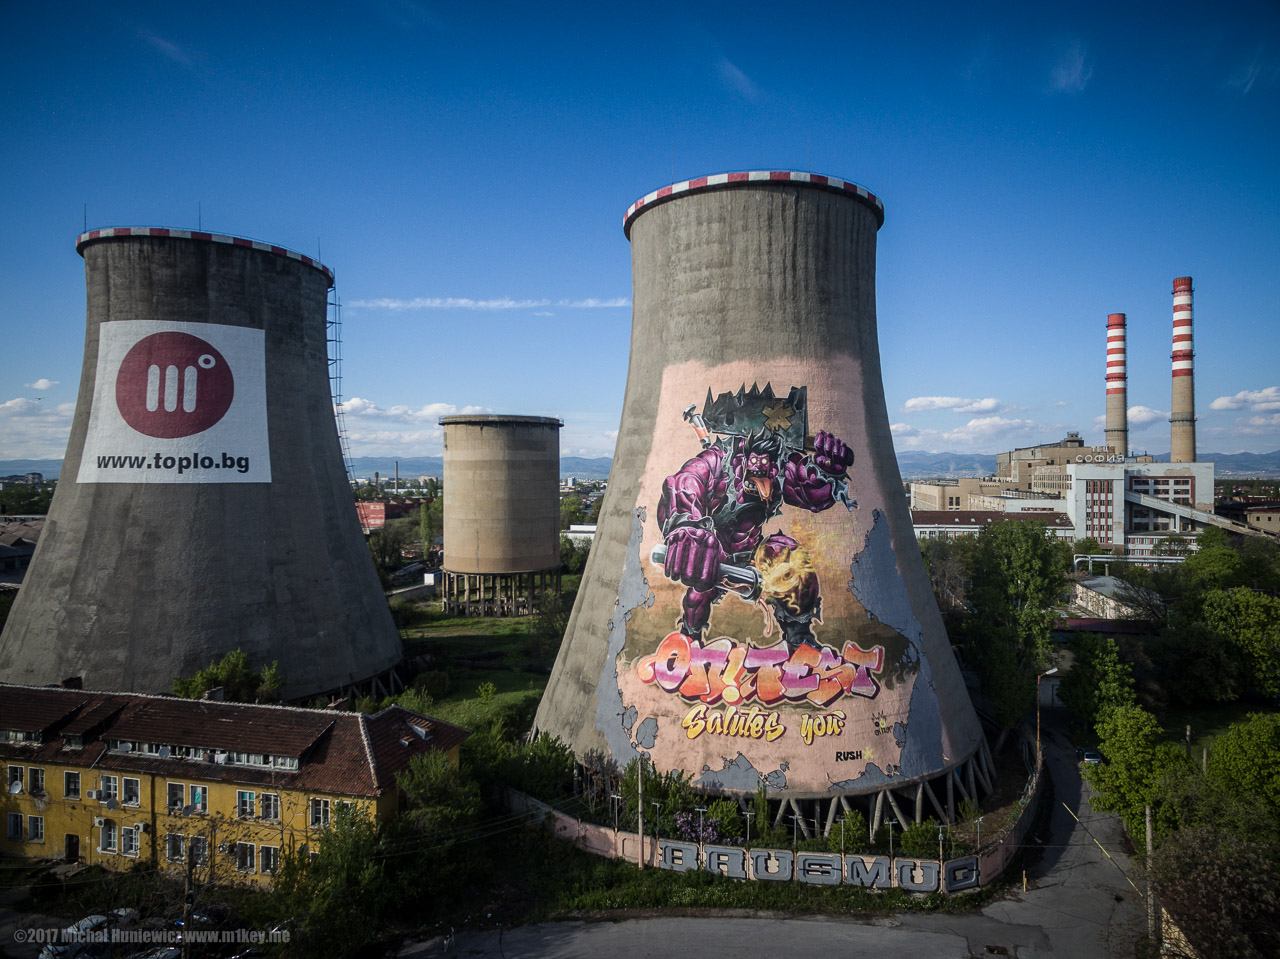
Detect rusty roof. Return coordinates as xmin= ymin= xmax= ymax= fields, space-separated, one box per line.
xmin=0 ymin=685 xmax=469 ymax=799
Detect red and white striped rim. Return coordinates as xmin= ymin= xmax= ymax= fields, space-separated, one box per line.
xmin=76 ymin=228 xmax=334 ymax=284
xmin=623 ymin=171 xmax=884 ymax=237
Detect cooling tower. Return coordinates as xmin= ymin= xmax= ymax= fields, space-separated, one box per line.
xmin=1170 ymin=277 xmax=1196 ymax=463
xmin=534 ymin=172 xmax=990 ymax=830
xmin=439 ymin=414 xmax=563 ymax=616
xmin=1105 ymin=313 xmax=1128 ymax=457
xmin=0 ymin=228 xmax=404 ymax=701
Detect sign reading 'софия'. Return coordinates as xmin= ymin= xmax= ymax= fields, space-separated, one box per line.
xmin=77 ymin=320 xmax=271 ymax=483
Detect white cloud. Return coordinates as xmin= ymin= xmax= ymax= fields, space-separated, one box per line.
xmin=0 ymin=397 xmax=75 ymax=459
xmin=1127 ymin=405 xmax=1167 ymax=427
xmin=336 ymin=397 xmax=488 ymax=424
xmin=717 ymin=57 xmax=759 ymax=100
xmin=138 ymin=30 xmax=196 ymax=70
xmin=1049 ymin=40 xmax=1093 ymax=93
xmin=347 ymin=296 xmax=629 ymax=311
xmin=23 ymin=378 xmax=59 ymax=391
xmin=1209 ymin=386 xmax=1280 ymax=412
xmin=890 ymin=422 xmax=919 ymax=436
xmin=901 ymin=396 xmax=1002 ymax=414
xmin=1053 ymin=401 xmax=1071 ymax=408
xmin=1225 ymin=48 xmax=1280 ymax=96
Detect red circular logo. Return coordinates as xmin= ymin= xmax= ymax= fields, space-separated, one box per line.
xmin=115 ymin=332 xmax=235 ymax=438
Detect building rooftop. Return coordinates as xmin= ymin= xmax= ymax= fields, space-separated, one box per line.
xmin=0 ymin=684 xmax=469 ymax=799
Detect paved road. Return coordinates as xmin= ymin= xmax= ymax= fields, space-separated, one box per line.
xmin=399 ymin=711 xmax=1147 ymax=959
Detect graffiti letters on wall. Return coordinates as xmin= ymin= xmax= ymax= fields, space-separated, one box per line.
xmin=78 ymin=321 xmax=271 ymax=483
xmin=608 ymin=361 xmax=934 ymax=795
xmin=656 ymin=840 xmax=979 ymax=894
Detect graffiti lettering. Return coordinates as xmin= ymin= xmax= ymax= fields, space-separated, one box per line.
xmin=800 ymin=711 xmax=846 ymax=746
xmin=637 ymin=632 xmax=884 ymax=708
xmin=654 ymin=841 xmax=981 ymax=893
xmin=681 ymin=703 xmax=786 ymax=742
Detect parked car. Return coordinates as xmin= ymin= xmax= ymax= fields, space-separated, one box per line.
xmin=1081 ymin=748 xmax=1104 ymax=765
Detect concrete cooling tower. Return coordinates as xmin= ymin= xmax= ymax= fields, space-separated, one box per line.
xmin=0 ymin=228 xmax=404 ymax=701
xmin=439 ymin=414 xmax=563 ymax=616
xmin=534 ymin=172 xmax=990 ymax=830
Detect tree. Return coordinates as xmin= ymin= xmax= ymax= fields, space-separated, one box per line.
xmin=1086 ymin=704 xmax=1190 ymax=838
xmin=1207 ymin=712 xmax=1280 ymax=810
xmin=1057 ymin=633 xmax=1135 ymax=726
xmin=367 ymin=518 xmax=413 ymax=574
xmin=1146 ymin=621 xmax=1246 ymax=706
xmin=918 ymin=535 xmax=975 ymax=612
xmin=172 ymin=648 xmax=282 ymax=702
xmin=559 ymin=495 xmax=585 ymax=530
xmin=962 ymin=520 xmax=1063 ymax=747
xmin=1153 ymin=534 xmax=1191 ymax=557
xmin=271 ymin=803 xmax=389 ymax=958
xmin=1150 ymin=826 xmax=1280 ymax=959
xmin=419 ymin=498 xmax=443 ymax=555
xmin=1199 ymin=588 xmax=1280 ymax=697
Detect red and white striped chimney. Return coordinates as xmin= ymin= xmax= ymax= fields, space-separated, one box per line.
xmin=1170 ymin=277 xmax=1196 ymax=463
xmin=1105 ymin=313 xmax=1128 ymax=457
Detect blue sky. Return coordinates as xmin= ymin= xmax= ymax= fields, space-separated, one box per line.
xmin=3 ymin=1 xmax=1278 ymax=462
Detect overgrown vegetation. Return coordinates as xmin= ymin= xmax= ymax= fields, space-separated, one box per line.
xmin=172 ymin=647 xmax=283 ymax=702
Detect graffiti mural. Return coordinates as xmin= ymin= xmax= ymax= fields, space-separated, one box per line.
xmin=609 ymin=360 xmax=933 ymax=795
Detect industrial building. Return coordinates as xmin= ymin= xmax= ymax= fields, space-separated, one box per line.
xmin=908 ymin=278 xmax=1274 ymax=555
xmin=439 ymin=414 xmax=563 ymax=616
xmin=536 ymin=171 xmax=992 ymax=838
xmin=0 ymin=229 xmax=405 ymax=701
xmin=0 ymin=683 xmax=467 ymax=883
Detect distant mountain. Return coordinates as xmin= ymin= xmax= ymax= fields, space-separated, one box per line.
xmin=7 ymin=449 xmax=1279 ymax=483
xmin=0 ymin=459 xmax=64 ymax=479
xmin=345 ymin=455 xmax=614 ymax=481
xmin=895 ymin=452 xmax=998 ymax=478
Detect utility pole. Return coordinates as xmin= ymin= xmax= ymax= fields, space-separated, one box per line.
xmin=636 ymin=758 xmax=644 ymax=869
xmin=1145 ymin=804 xmax=1157 ymax=944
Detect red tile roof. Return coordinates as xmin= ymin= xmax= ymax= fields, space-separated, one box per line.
xmin=0 ymin=685 xmax=469 ymax=800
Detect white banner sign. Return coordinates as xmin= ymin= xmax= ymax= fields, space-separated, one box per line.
xmin=78 ymin=320 xmax=271 ymax=483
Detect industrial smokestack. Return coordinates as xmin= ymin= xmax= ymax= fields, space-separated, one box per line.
xmin=0 ymin=228 xmax=405 ymax=700
xmin=1170 ymin=276 xmax=1196 ymax=462
xmin=534 ymin=171 xmax=989 ymax=826
xmin=1105 ymin=313 xmax=1128 ymax=457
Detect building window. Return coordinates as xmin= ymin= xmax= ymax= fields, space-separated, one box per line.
xmin=64 ymin=771 xmax=80 ymax=800
xmin=27 ymin=816 xmax=44 ymax=843
xmin=7 ymin=766 xmax=23 ymax=791
xmin=189 ymin=785 xmax=206 ymax=814
xmin=122 ymin=778 xmax=141 ymax=806
xmin=121 ymin=826 xmax=139 ymax=857
xmin=100 ymin=821 xmax=117 ymax=853
xmin=260 ymin=793 xmax=280 ymax=822
xmin=309 ymin=798 xmax=330 ymax=829
xmin=29 ymin=768 xmax=45 ymax=796
xmin=6 ymin=813 xmax=21 ymax=841
xmin=236 ymin=791 xmax=256 ymax=819
xmin=189 ymin=836 xmax=207 ymax=866
xmin=260 ymin=845 xmax=279 ymax=874
xmin=100 ymin=775 xmax=118 ymax=802
xmin=167 ymin=782 xmax=185 ymax=811
xmin=166 ymin=833 xmax=185 ymax=862
xmin=235 ymin=842 xmax=255 ymax=873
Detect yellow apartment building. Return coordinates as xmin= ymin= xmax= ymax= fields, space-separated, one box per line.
xmin=0 ymin=684 xmax=468 ymax=886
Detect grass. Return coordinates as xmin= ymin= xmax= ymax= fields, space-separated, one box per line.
xmin=1156 ymin=698 xmax=1280 ymax=760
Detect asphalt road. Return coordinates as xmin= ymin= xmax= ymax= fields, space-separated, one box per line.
xmin=399 ymin=711 xmax=1147 ymax=959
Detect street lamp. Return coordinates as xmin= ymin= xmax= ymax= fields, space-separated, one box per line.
xmin=838 ymin=816 xmax=845 ymax=858
xmin=744 ymin=809 xmax=754 ymax=848
xmin=650 ymin=801 xmax=663 ymax=843
xmin=695 ymin=806 xmax=707 ymax=853
xmin=884 ymin=818 xmax=896 ymax=865
xmin=938 ymin=823 xmax=945 ymax=863
xmin=1036 ymin=667 xmax=1059 ymax=768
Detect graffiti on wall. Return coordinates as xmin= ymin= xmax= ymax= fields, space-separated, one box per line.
xmin=607 ymin=363 xmax=932 ymax=794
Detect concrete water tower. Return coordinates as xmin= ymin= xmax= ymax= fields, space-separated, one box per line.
xmin=0 ymin=228 xmax=405 ymax=701
xmin=439 ymin=414 xmax=563 ymax=616
xmin=534 ymin=172 xmax=990 ymax=833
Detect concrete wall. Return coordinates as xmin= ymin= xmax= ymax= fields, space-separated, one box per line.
xmin=535 ymin=174 xmax=984 ymax=800
xmin=0 ymin=232 xmax=402 ymax=699
xmin=440 ymin=415 xmax=561 ymax=574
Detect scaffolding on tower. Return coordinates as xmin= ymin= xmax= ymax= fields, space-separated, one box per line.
xmin=327 ymin=289 xmax=356 ymax=483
